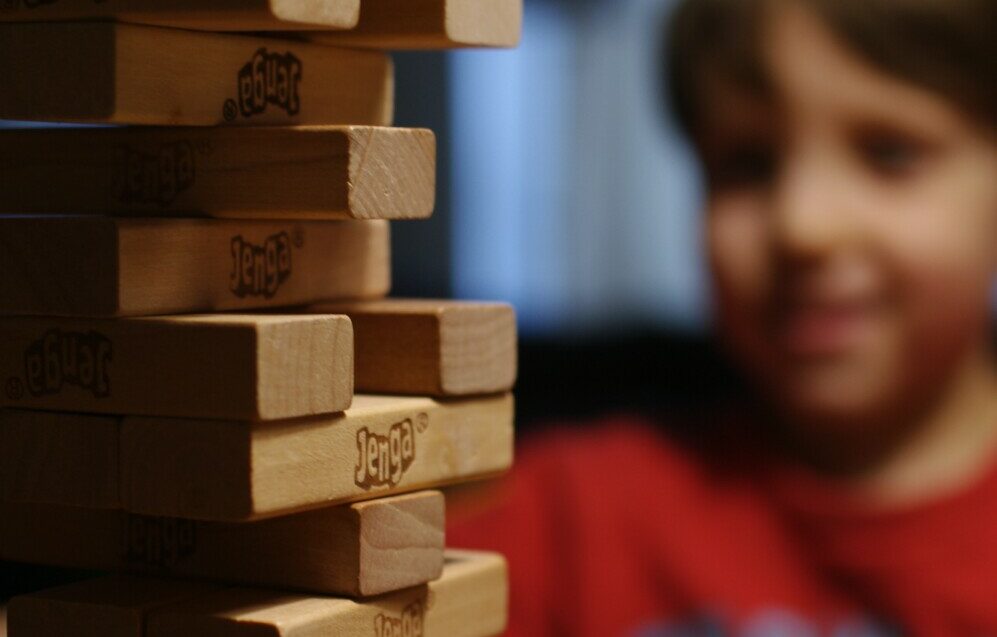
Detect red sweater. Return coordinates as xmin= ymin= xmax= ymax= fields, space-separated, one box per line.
xmin=448 ymin=418 xmax=997 ymax=637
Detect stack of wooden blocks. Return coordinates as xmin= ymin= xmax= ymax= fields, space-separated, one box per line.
xmin=0 ymin=1 xmax=521 ymax=635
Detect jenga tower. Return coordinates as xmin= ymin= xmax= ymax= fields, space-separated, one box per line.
xmin=0 ymin=2 xmax=521 ymax=635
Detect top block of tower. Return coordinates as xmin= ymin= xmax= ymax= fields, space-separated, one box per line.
xmin=0 ymin=23 xmax=393 ymax=126
xmin=0 ymin=0 xmax=522 ymax=49
xmin=0 ymin=0 xmax=361 ymax=31
xmin=311 ymin=0 xmax=523 ymax=49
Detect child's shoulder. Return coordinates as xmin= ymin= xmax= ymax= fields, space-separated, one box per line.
xmin=519 ymin=416 xmax=697 ymax=476
xmin=515 ymin=412 xmax=754 ymax=495
xmin=451 ymin=411 xmax=760 ymax=535
xmin=448 ymin=413 xmax=777 ymax=635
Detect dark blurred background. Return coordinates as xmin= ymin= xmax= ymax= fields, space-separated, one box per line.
xmin=1 ymin=0 xmax=740 ymax=599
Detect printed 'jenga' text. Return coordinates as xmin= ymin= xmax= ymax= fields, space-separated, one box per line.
xmin=228 ymin=48 xmax=302 ymax=120
xmin=113 ymin=141 xmax=195 ymax=207
xmin=374 ymin=600 xmax=425 ymax=637
xmin=230 ymin=232 xmax=292 ymax=298
xmin=355 ymin=417 xmax=423 ymax=490
xmin=23 ymin=329 xmax=112 ymax=398
xmin=123 ymin=515 xmax=197 ymax=568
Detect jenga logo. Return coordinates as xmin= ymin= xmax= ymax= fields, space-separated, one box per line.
xmin=224 ymin=48 xmax=302 ymax=121
xmin=23 ymin=329 xmax=112 ymax=398
xmin=122 ymin=515 xmax=197 ymax=568
xmin=374 ymin=600 xmax=425 ymax=637
xmin=230 ymin=232 xmax=293 ymax=298
xmin=355 ymin=414 xmax=428 ymax=490
xmin=113 ymin=142 xmax=195 ymax=207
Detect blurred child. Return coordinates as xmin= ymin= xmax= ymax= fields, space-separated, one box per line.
xmin=449 ymin=0 xmax=997 ymax=635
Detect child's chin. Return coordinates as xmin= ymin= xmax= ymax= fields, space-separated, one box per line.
xmin=774 ymin=364 xmax=898 ymax=431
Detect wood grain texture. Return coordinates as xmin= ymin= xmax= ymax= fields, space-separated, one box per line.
xmin=148 ymin=550 xmax=507 ymax=636
xmin=0 ymin=315 xmax=353 ymax=420
xmin=312 ymin=0 xmax=522 ymax=49
xmin=0 ymin=127 xmax=433 ymax=219
xmin=7 ymin=576 xmax=221 ymax=637
xmin=0 ymin=492 xmax=444 ymax=596
xmin=122 ymin=393 xmax=514 ymax=521
xmin=314 ymin=299 xmax=517 ymax=396
xmin=0 ymin=23 xmax=392 ymax=126
xmin=0 ymin=0 xmax=360 ymax=31
xmin=8 ymin=551 xmax=505 ymax=637
xmin=0 ymin=410 xmax=120 ymax=510
xmin=0 ymin=217 xmax=390 ymax=317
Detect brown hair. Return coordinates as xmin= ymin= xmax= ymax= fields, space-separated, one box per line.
xmin=666 ymin=0 xmax=997 ymax=140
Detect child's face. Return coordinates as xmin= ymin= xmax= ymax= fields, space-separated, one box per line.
xmin=703 ymin=5 xmax=997 ymax=433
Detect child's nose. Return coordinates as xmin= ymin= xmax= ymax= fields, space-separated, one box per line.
xmin=771 ymin=156 xmax=855 ymax=261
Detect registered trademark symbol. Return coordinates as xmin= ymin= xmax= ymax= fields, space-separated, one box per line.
xmin=222 ymin=99 xmax=238 ymax=122
xmin=292 ymin=225 xmax=305 ymax=248
xmin=416 ymin=413 xmax=429 ymax=433
xmin=5 ymin=377 xmax=24 ymax=400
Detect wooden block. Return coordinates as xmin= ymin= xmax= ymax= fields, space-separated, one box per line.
xmin=0 ymin=23 xmax=392 ymax=126
xmin=312 ymin=0 xmax=523 ymax=49
xmin=7 ymin=576 xmax=221 ymax=637
xmin=314 ymin=299 xmax=517 ymax=396
xmin=148 ymin=550 xmax=508 ymax=636
xmin=0 ymin=218 xmax=390 ymax=317
xmin=0 ymin=410 xmax=120 ymax=510
xmin=0 ymin=0 xmax=360 ymax=31
xmin=0 ymin=492 xmax=445 ymax=596
xmin=7 ymin=551 xmax=506 ymax=637
xmin=0 ymin=393 xmax=512 ymax=518
xmin=0 ymin=605 xmax=5 ymax=637
xmin=0 ymin=0 xmax=521 ymax=48
xmin=0 ymin=315 xmax=353 ymax=420
xmin=0 ymin=503 xmax=137 ymax=577
xmin=122 ymin=393 xmax=514 ymax=521
xmin=0 ymin=126 xmax=434 ymax=219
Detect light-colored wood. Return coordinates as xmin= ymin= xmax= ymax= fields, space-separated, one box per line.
xmin=0 ymin=127 xmax=434 ymax=219
xmin=7 ymin=576 xmax=221 ymax=637
xmin=0 ymin=492 xmax=444 ymax=597
xmin=122 ymin=393 xmax=514 ymax=521
xmin=312 ymin=0 xmax=522 ymax=49
xmin=0 ymin=218 xmax=391 ymax=317
xmin=0 ymin=0 xmax=521 ymax=48
xmin=7 ymin=551 xmax=506 ymax=637
xmin=0 ymin=410 xmax=120 ymax=510
xmin=0 ymin=23 xmax=392 ymax=126
xmin=0 ymin=393 xmax=511 ymax=519
xmin=0 ymin=0 xmax=360 ymax=31
xmin=315 ymin=299 xmax=517 ymax=396
xmin=0 ymin=315 xmax=353 ymax=420
xmin=148 ymin=550 xmax=508 ymax=636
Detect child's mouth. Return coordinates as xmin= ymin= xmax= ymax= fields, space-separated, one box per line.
xmin=774 ymin=299 xmax=884 ymax=359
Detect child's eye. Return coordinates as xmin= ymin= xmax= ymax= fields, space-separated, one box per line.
xmin=708 ymin=144 xmax=777 ymax=191
xmin=854 ymin=129 xmax=930 ymax=178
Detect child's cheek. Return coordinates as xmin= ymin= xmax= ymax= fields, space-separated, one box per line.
xmin=889 ymin=222 xmax=994 ymax=388
xmin=707 ymin=196 xmax=773 ymax=366
xmin=874 ymin=150 xmax=997 ymax=398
